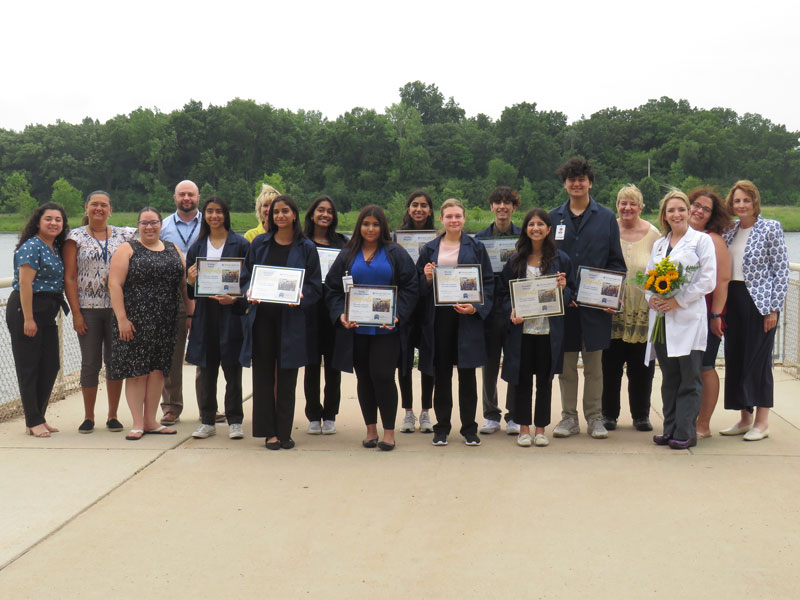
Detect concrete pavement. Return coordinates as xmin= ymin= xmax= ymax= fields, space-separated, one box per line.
xmin=1 ymin=365 xmax=799 ymax=599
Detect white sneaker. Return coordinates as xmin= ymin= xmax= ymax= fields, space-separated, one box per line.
xmin=419 ymin=411 xmax=434 ymax=433
xmin=517 ymin=433 xmax=532 ymax=447
xmin=534 ymin=433 xmax=549 ymax=447
xmin=479 ymin=419 xmax=501 ymax=434
xmin=229 ymin=423 xmax=244 ymax=439
xmin=307 ymin=421 xmax=322 ymax=435
xmin=322 ymin=420 xmax=336 ymax=435
xmin=192 ymin=424 xmax=216 ymax=439
xmin=553 ymin=417 xmax=580 ymax=438
xmin=506 ymin=419 xmax=521 ymax=435
xmin=400 ymin=411 xmax=416 ymax=433
xmin=588 ymin=418 xmax=609 ymax=439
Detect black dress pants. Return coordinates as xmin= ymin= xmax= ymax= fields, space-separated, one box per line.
xmin=303 ymin=308 xmax=341 ymax=422
xmin=601 ymin=338 xmax=654 ymax=421
xmin=196 ymin=301 xmax=243 ymax=425
xmin=252 ymin=305 xmax=298 ymax=441
xmin=353 ymin=333 xmax=400 ymax=429
xmin=513 ymin=333 xmax=553 ymax=428
xmin=433 ymin=307 xmax=478 ymax=436
xmin=6 ymin=291 xmax=61 ymax=428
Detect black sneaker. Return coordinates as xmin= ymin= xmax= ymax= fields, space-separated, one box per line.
xmin=78 ymin=419 xmax=94 ymax=434
xmin=603 ymin=418 xmax=617 ymax=431
xmin=633 ymin=418 xmax=653 ymax=432
xmin=432 ymin=432 xmax=448 ymax=446
xmin=464 ymin=433 xmax=481 ymax=446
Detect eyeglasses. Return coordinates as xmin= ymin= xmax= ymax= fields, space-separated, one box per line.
xmin=138 ymin=220 xmax=161 ymax=227
xmin=690 ymin=202 xmax=712 ymax=215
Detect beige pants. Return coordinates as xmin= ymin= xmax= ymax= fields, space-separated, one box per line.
xmin=160 ymin=296 xmax=187 ymax=416
xmin=558 ymin=349 xmax=603 ymax=423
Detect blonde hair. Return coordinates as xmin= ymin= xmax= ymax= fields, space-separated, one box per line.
xmin=440 ymin=198 xmax=465 ymax=217
xmin=255 ymin=184 xmax=280 ymax=223
xmin=616 ymin=184 xmax=644 ymax=209
xmin=657 ymin=189 xmax=690 ymax=234
xmin=726 ymin=180 xmax=761 ymax=218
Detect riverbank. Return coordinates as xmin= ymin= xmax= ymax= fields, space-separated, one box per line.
xmin=3 ymin=205 xmax=800 ymax=233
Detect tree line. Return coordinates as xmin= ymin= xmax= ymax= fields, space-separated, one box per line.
xmin=1 ymin=81 xmax=798 ymax=217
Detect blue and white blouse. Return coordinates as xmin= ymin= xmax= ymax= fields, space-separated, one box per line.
xmin=13 ymin=236 xmax=64 ymax=293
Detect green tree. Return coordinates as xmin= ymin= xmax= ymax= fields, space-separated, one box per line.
xmin=254 ymin=172 xmax=285 ymax=198
xmin=51 ymin=177 xmax=83 ymax=217
xmin=486 ymin=158 xmax=518 ymax=189
xmin=1 ymin=171 xmax=33 ymax=214
xmin=638 ymin=176 xmax=661 ymax=211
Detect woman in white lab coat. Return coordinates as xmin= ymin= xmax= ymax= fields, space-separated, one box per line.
xmin=645 ymin=190 xmax=716 ymax=450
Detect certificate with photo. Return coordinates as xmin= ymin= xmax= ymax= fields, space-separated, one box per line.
xmin=480 ymin=237 xmax=517 ymax=273
xmin=194 ymin=257 xmax=244 ymax=297
xmin=433 ymin=264 xmax=484 ymax=306
xmin=509 ymin=275 xmax=564 ymax=319
xmin=249 ymin=265 xmax=305 ymax=305
xmin=317 ymin=247 xmax=341 ymax=281
xmin=346 ymin=285 xmax=397 ymax=327
xmin=576 ymin=266 xmax=625 ymax=311
xmin=394 ymin=230 xmax=438 ymax=263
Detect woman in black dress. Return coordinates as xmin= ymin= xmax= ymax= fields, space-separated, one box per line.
xmin=108 ymin=207 xmax=190 ymax=440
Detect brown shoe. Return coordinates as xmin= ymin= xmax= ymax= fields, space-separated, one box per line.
xmin=215 ymin=412 xmax=226 ymax=423
xmin=160 ymin=412 xmax=180 ymax=426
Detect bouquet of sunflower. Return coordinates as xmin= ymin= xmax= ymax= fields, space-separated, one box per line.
xmin=631 ymin=256 xmax=699 ymax=343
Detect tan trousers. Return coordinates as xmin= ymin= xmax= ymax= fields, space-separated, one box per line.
xmin=160 ymin=296 xmax=187 ymax=416
xmin=558 ymin=349 xmax=603 ymax=423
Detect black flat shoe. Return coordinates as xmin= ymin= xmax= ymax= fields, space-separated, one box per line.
xmin=78 ymin=419 xmax=94 ymax=434
xmin=377 ymin=441 xmax=395 ymax=451
xmin=265 ymin=440 xmax=281 ymax=450
xmin=280 ymin=439 xmax=295 ymax=450
xmin=106 ymin=418 xmax=124 ymax=432
xmin=362 ymin=438 xmax=378 ymax=448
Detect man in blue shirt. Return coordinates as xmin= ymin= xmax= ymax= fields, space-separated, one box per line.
xmin=159 ymin=180 xmax=202 ymax=425
xmin=549 ymin=158 xmax=625 ymax=439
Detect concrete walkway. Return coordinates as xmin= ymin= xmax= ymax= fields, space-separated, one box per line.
xmin=1 ymin=366 xmax=799 ymax=599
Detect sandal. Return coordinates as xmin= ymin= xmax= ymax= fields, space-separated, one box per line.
xmin=126 ymin=429 xmax=144 ymax=441
xmin=26 ymin=426 xmax=51 ymax=438
xmin=144 ymin=425 xmax=177 ymax=435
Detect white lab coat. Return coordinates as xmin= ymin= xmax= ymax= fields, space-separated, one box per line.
xmin=644 ymin=227 xmax=716 ymax=362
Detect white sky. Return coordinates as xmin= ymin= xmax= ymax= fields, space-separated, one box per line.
xmin=2 ymin=0 xmax=799 ymax=133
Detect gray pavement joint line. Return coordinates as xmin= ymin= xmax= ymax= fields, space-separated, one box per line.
xmin=0 ymin=435 xmax=189 ymax=574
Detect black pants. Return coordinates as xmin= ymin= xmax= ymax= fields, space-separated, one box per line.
xmin=6 ymin=291 xmax=61 ymax=428
xmin=303 ymin=311 xmax=341 ymax=422
xmin=601 ymin=338 xmax=654 ymax=421
xmin=398 ymin=370 xmax=434 ymax=410
xmin=433 ymin=307 xmax=478 ymax=436
xmin=195 ymin=301 xmax=243 ymax=426
xmin=482 ymin=301 xmax=515 ymax=422
xmin=353 ymin=333 xmax=400 ymax=429
xmin=252 ymin=305 xmax=298 ymax=441
xmin=514 ymin=334 xmax=553 ymax=428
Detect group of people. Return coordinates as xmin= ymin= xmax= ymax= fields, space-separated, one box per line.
xmin=7 ymin=157 xmax=789 ymax=451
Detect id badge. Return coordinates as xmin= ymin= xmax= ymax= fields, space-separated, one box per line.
xmin=342 ymin=275 xmax=354 ymax=293
xmin=555 ymin=224 xmax=566 ymax=241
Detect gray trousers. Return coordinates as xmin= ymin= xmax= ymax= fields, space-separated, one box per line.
xmin=654 ymin=344 xmax=702 ymax=441
xmin=558 ymin=348 xmax=603 ymax=422
xmin=161 ymin=296 xmax=187 ymax=416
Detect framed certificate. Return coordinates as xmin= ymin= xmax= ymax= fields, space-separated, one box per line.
xmin=317 ymin=247 xmax=341 ymax=281
xmin=194 ymin=258 xmax=244 ymax=297
xmin=575 ymin=266 xmax=625 ymax=311
xmin=479 ymin=237 xmax=517 ymax=273
xmin=394 ymin=230 xmax=438 ymax=263
xmin=509 ymin=276 xmax=564 ymax=318
xmin=346 ymin=284 xmax=397 ymax=327
xmin=433 ymin=264 xmax=484 ymax=306
xmin=249 ymin=265 xmax=305 ymax=304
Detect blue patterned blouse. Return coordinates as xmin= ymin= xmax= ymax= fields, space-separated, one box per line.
xmin=13 ymin=236 xmax=65 ymax=293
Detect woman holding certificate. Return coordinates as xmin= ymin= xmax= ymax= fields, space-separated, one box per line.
xmin=185 ymin=197 xmax=250 ymax=441
xmin=303 ymin=195 xmax=348 ymax=435
xmin=645 ymin=191 xmax=716 ymax=450
xmin=500 ymin=209 xmax=573 ymax=447
xmin=397 ymin=190 xmax=436 ymax=433
xmin=325 ymin=205 xmax=419 ymax=451
xmin=240 ymin=195 xmax=322 ymax=450
xmin=417 ymin=198 xmax=494 ymax=447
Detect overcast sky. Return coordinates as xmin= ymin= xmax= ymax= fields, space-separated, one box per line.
xmin=2 ymin=0 xmax=799 ymax=133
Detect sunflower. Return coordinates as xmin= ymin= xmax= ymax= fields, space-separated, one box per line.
xmin=645 ymin=275 xmax=655 ymax=289
xmin=654 ymin=276 xmax=671 ymax=294
xmin=666 ymin=270 xmax=680 ymax=281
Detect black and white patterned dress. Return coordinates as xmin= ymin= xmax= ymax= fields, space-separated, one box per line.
xmin=110 ymin=240 xmax=184 ymax=379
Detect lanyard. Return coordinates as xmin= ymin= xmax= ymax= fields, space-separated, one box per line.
xmin=175 ymin=215 xmax=199 ymax=250
xmin=87 ymin=226 xmax=109 ymax=263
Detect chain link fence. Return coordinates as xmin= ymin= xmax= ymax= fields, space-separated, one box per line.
xmin=780 ymin=264 xmax=800 ymax=378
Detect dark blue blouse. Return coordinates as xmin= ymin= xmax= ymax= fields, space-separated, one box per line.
xmin=13 ymin=237 xmax=64 ymax=293
xmin=352 ymin=247 xmax=393 ymax=336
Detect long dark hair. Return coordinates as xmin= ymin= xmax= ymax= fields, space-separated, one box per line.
xmin=17 ymin=202 xmax=69 ymax=251
xmin=343 ymin=205 xmax=393 ymax=265
xmin=399 ymin=190 xmax=435 ymax=230
xmin=508 ymin=209 xmax=557 ymax=277
xmin=267 ymin=195 xmax=303 ymax=241
xmin=304 ymin=195 xmax=345 ymax=245
xmin=688 ymin=187 xmax=732 ymax=236
xmin=198 ymin=196 xmax=231 ymax=239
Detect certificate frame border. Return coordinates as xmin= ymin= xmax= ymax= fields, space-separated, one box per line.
xmin=479 ymin=237 xmax=518 ymax=274
xmin=509 ymin=275 xmax=565 ymax=319
xmin=433 ymin=264 xmax=484 ymax=306
xmin=345 ymin=284 xmax=398 ymax=328
xmin=393 ymin=230 xmax=439 ymax=261
xmin=193 ymin=257 xmax=244 ymax=298
xmin=575 ymin=265 xmax=626 ymax=312
xmin=250 ymin=264 xmax=305 ymax=305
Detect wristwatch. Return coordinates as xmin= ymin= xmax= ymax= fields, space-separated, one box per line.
xmin=710 ymin=312 xmax=722 ymax=319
